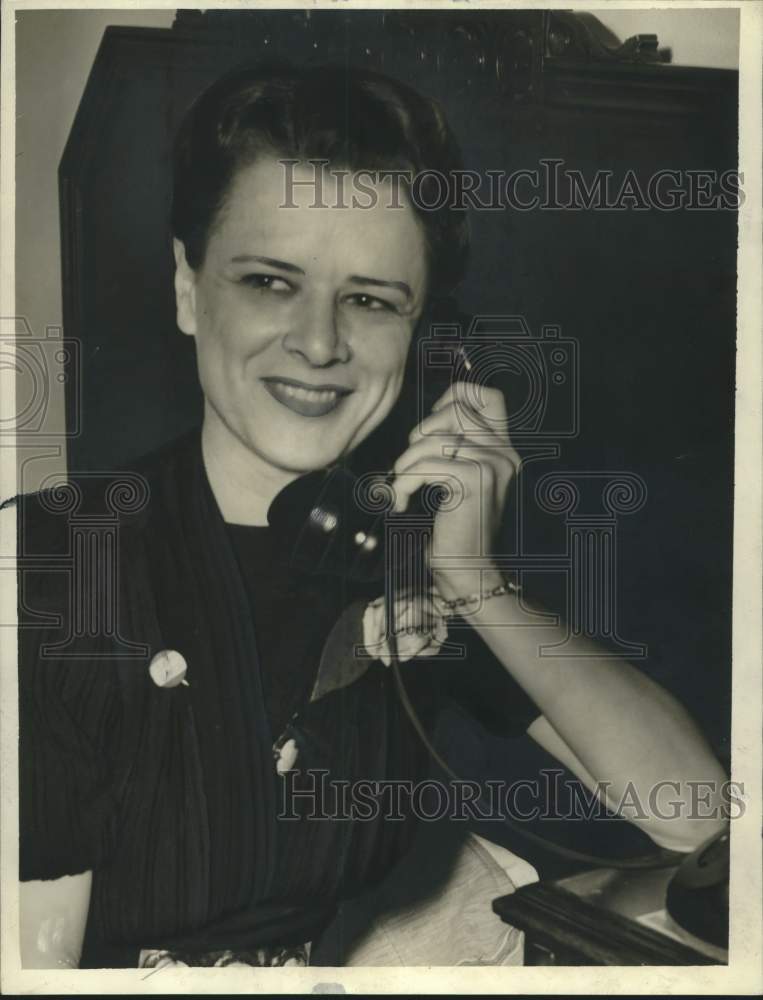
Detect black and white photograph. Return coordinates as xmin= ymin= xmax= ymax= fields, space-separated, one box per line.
xmin=1 ymin=1 xmax=761 ymax=993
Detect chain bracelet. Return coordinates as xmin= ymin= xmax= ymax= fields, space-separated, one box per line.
xmin=438 ymin=576 xmax=522 ymax=615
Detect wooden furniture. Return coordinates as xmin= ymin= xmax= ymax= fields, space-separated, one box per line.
xmin=493 ymin=865 xmax=728 ymax=966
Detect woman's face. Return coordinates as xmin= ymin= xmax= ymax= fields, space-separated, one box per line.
xmin=174 ymin=157 xmax=429 ymax=475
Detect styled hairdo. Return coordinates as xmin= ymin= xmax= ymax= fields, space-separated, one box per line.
xmin=171 ymin=63 xmax=469 ymax=296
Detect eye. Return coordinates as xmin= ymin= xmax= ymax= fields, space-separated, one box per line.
xmin=240 ymin=273 xmax=294 ymax=294
xmin=345 ymin=293 xmax=397 ymax=313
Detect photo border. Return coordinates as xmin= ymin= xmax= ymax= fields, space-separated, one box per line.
xmin=1 ymin=0 xmax=760 ymax=994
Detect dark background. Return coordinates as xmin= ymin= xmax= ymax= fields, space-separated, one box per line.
xmin=60 ymin=9 xmax=737 ymax=874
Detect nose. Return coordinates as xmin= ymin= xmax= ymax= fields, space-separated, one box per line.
xmin=282 ymin=296 xmax=351 ymax=367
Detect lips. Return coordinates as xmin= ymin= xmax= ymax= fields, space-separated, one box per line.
xmin=262 ymin=377 xmax=352 ymax=418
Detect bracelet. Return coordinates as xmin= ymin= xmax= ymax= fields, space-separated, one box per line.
xmin=438 ymin=575 xmax=522 ymax=614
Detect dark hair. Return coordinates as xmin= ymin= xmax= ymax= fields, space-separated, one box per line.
xmin=171 ymin=63 xmax=469 ymax=297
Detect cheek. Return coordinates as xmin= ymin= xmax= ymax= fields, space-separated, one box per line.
xmin=380 ymin=335 xmax=415 ymax=399
xmin=195 ymin=288 xmax=281 ymax=363
xmin=357 ymin=329 xmax=413 ymax=384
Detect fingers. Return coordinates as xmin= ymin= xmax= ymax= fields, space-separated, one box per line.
xmin=395 ymin=434 xmax=517 ymax=475
xmin=391 ymin=452 xmax=515 ymax=513
xmin=392 ymin=456 xmax=471 ymax=513
xmin=430 ymin=381 xmax=507 ymax=418
xmin=416 ymin=383 xmax=511 ymax=445
xmin=395 ymin=382 xmax=519 ymax=516
xmin=394 ymin=432 xmax=519 ymax=499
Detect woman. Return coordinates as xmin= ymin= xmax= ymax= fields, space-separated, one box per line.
xmin=17 ymin=63 xmax=728 ymax=969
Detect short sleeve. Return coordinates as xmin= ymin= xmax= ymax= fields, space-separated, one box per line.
xmin=15 ymin=495 xmax=122 ymax=881
xmin=432 ymin=620 xmax=542 ymax=738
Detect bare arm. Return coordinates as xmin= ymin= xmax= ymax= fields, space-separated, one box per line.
xmin=466 ymin=583 xmax=729 ymax=852
xmin=20 ymin=872 xmax=92 ymax=969
xmin=393 ymin=382 xmax=729 ymax=853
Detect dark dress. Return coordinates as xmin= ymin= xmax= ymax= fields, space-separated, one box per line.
xmin=16 ymin=429 xmax=541 ymax=967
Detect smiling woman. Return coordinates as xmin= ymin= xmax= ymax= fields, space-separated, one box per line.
xmin=17 ymin=61 xmax=729 ymax=970
xmin=167 ymin=65 xmax=466 ymax=524
xmin=174 ymin=159 xmax=428 ymax=522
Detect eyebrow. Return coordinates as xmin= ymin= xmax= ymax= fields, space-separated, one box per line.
xmin=348 ymin=276 xmax=412 ymax=300
xmin=230 ymin=254 xmax=305 ymax=274
xmin=230 ymin=255 xmax=413 ymax=300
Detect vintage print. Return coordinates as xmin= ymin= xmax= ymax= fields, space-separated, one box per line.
xmin=3 ymin=2 xmax=761 ymax=993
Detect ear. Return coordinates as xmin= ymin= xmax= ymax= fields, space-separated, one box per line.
xmin=173 ymin=238 xmax=198 ymax=337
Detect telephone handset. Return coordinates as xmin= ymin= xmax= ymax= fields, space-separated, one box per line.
xmin=266 ymin=434 xmax=470 ymax=584
xmin=267 ymin=320 xmax=475 ymax=583
xmin=266 ymin=461 xmax=390 ymax=582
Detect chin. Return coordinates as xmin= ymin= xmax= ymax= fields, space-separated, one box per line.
xmin=260 ymin=441 xmax=345 ymax=475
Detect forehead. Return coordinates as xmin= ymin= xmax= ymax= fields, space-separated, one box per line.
xmin=210 ymin=157 xmax=428 ymax=285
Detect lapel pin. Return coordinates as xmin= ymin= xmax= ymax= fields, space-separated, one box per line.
xmin=149 ymin=649 xmax=190 ymax=689
xmin=273 ymin=735 xmax=299 ymax=774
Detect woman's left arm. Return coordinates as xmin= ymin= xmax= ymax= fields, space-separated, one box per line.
xmin=391 ymin=382 xmax=729 ymax=853
xmin=453 ymin=584 xmax=728 ymax=852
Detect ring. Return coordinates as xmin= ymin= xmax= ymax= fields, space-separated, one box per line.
xmin=450 ymin=432 xmax=465 ymax=461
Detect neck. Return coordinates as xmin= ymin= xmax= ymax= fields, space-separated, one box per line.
xmin=201 ymin=409 xmax=300 ymax=526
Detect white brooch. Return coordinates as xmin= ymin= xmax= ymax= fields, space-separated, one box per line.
xmin=362 ymin=587 xmax=449 ymax=666
xmin=148 ymin=649 xmax=190 ymax=688
xmin=274 ymin=737 xmax=300 ymax=775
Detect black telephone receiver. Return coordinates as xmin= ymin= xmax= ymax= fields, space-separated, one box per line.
xmin=267 ymin=300 xmax=476 ymax=583
xmin=266 ymin=461 xmax=391 ymax=582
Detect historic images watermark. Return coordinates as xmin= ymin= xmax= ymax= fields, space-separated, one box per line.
xmin=352 ymin=314 xmax=650 ymax=662
xmin=3 ymin=312 xmax=649 ymax=667
xmin=277 ymin=769 xmax=745 ymax=823
xmin=0 ymin=316 xmax=81 ymax=441
xmin=279 ymin=158 xmax=745 ymax=212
